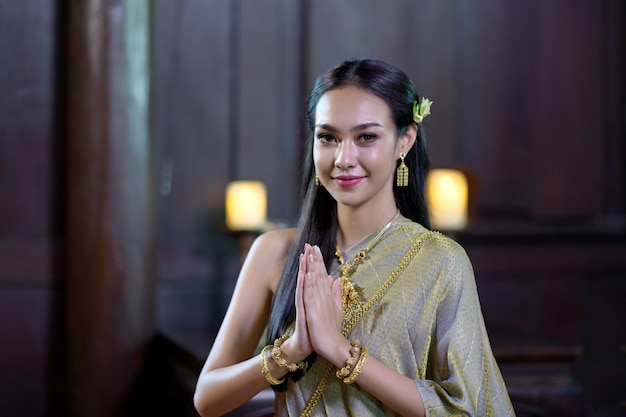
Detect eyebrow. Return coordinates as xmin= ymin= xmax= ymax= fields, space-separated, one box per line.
xmin=314 ymin=122 xmax=384 ymax=133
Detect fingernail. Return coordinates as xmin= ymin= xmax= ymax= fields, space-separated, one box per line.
xmin=313 ymin=245 xmax=321 ymax=255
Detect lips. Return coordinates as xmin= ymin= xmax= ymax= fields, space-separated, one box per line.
xmin=333 ymin=175 xmax=364 ymax=187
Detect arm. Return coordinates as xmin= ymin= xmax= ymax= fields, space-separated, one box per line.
xmin=193 ymin=230 xmax=293 ymax=417
xmin=323 ymin=340 xmax=427 ymax=417
xmin=413 ymin=236 xmax=514 ymax=416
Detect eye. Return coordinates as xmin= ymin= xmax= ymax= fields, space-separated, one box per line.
xmin=358 ymin=134 xmax=377 ymax=143
xmin=317 ymin=133 xmax=337 ymax=144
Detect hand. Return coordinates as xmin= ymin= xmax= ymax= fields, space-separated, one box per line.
xmin=283 ymin=246 xmax=314 ymax=361
xmin=302 ymin=244 xmax=344 ymax=358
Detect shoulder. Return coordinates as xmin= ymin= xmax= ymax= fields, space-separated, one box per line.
xmin=398 ymin=220 xmax=469 ymax=263
xmin=421 ymin=231 xmax=469 ymax=264
xmin=250 ymin=227 xmax=297 ymax=257
xmin=245 ymin=227 xmax=297 ymax=292
xmin=424 ymin=232 xmax=476 ymax=291
xmin=401 ymin=225 xmax=474 ymax=284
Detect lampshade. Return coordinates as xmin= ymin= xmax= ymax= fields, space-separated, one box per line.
xmin=225 ymin=181 xmax=267 ymax=231
xmin=426 ymin=169 xmax=468 ymax=231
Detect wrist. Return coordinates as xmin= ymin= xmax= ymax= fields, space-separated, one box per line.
xmin=271 ymin=335 xmax=309 ymax=373
xmin=266 ymin=349 xmax=289 ymax=377
xmin=280 ymin=335 xmax=308 ymax=363
xmin=260 ymin=345 xmax=287 ymax=385
xmin=325 ymin=337 xmax=354 ymax=368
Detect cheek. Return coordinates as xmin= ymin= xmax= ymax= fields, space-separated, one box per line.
xmin=313 ymin=146 xmax=333 ymax=169
xmin=312 ymin=144 xmax=320 ymax=159
xmin=364 ymin=149 xmax=393 ymax=171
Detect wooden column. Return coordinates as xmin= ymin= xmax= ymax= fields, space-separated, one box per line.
xmin=66 ymin=1 xmax=153 ymax=416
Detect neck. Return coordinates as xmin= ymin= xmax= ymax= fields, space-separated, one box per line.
xmin=336 ymin=204 xmax=400 ymax=251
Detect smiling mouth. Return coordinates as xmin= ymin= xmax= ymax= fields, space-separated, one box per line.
xmin=333 ymin=175 xmax=364 ymax=187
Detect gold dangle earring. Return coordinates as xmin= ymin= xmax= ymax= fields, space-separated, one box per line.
xmin=315 ymin=173 xmax=320 ymax=186
xmin=396 ymin=153 xmax=408 ymax=187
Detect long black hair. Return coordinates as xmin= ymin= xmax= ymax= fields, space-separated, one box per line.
xmin=265 ymin=59 xmax=431 ymax=383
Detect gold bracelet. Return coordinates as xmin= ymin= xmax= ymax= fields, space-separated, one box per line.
xmin=343 ymin=346 xmax=369 ymax=385
xmin=260 ymin=345 xmax=285 ymax=385
xmin=271 ymin=334 xmax=308 ymax=373
xmin=336 ymin=339 xmax=361 ymax=379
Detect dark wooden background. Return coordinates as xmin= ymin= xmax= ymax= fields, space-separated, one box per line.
xmin=1 ymin=1 xmax=625 ymax=416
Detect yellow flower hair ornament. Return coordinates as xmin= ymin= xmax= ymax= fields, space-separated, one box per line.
xmin=413 ymin=97 xmax=433 ymax=124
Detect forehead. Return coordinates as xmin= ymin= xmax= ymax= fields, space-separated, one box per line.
xmin=315 ymin=86 xmax=392 ymax=128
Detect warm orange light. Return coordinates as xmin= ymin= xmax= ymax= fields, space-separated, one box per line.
xmin=426 ymin=169 xmax=468 ymax=231
xmin=225 ymin=181 xmax=267 ymax=231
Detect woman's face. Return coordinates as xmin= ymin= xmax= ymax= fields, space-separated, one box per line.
xmin=313 ymin=86 xmax=415 ymax=211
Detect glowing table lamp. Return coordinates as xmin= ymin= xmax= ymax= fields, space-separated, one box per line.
xmin=225 ymin=181 xmax=267 ymax=231
xmin=426 ymin=169 xmax=468 ymax=231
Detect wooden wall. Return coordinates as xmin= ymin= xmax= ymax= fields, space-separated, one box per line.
xmin=0 ymin=1 xmax=62 ymax=415
xmin=0 ymin=0 xmax=624 ymax=415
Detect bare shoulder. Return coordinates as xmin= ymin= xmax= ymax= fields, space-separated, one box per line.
xmin=249 ymin=227 xmax=297 ymax=257
xmin=244 ymin=227 xmax=297 ymax=292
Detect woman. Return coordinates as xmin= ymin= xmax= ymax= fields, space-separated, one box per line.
xmin=194 ymin=59 xmax=515 ymax=416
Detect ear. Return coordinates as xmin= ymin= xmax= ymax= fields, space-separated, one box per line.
xmin=397 ymin=124 xmax=417 ymax=158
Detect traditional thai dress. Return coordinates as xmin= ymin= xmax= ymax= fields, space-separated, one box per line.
xmin=274 ymin=219 xmax=515 ymax=416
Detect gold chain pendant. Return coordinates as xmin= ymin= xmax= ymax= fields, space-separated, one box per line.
xmin=335 ymin=248 xmax=364 ymax=314
xmin=334 ymin=211 xmax=400 ymax=318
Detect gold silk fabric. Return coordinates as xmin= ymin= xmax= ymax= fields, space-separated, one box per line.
xmin=274 ymin=219 xmax=515 ymax=416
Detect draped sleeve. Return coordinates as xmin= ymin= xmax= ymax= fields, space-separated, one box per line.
xmin=413 ymin=234 xmax=515 ymax=416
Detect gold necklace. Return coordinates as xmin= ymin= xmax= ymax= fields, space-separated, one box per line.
xmin=334 ymin=210 xmax=400 ymax=311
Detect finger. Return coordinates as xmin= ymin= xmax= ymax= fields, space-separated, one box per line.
xmin=304 ymin=271 xmax=333 ymax=307
xmin=331 ymin=276 xmax=343 ymax=311
xmin=311 ymin=245 xmax=324 ymax=263
xmin=307 ymin=245 xmax=327 ymax=278
xmin=295 ymin=256 xmax=304 ymax=306
xmin=298 ymin=250 xmax=307 ymax=276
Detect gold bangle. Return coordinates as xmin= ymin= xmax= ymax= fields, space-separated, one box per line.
xmin=260 ymin=345 xmax=285 ymax=385
xmin=343 ymin=346 xmax=369 ymax=385
xmin=271 ymin=334 xmax=308 ymax=372
xmin=336 ymin=339 xmax=361 ymax=379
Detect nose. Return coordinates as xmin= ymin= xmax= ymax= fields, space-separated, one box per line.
xmin=335 ymin=140 xmax=356 ymax=168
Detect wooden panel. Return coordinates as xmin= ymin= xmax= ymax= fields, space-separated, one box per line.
xmin=0 ymin=287 xmax=55 ymax=416
xmin=0 ymin=240 xmax=57 ymax=283
xmin=467 ymin=242 xmax=626 ymax=275
xmin=153 ymin=0 xmax=232 ymax=248
xmin=582 ymin=274 xmax=626 ymax=409
xmin=451 ymin=2 xmax=535 ymax=214
xmin=464 ymin=237 xmax=626 ymax=414
xmin=476 ymin=271 xmax=585 ymax=347
xmin=0 ymin=1 xmax=57 ymax=238
xmin=238 ymin=0 xmax=304 ymax=222
xmin=604 ymin=0 xmax=625 ymax=219
xmin=0 ymin=1 xmax=61 ymax=416
xmin=152 ymin=0 xmax=243 ymax=336
xmin=529 ymin=1 xmax=605 ymax=218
